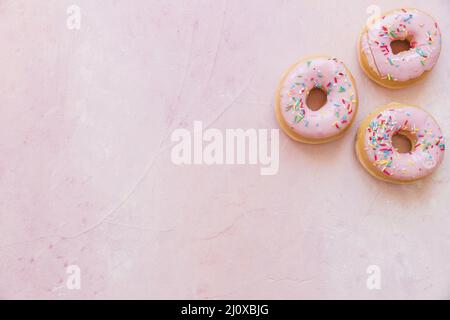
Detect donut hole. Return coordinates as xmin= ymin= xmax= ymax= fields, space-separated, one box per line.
xmin=306 ymin=88 xmax=327 ymax=111
xmin=392 ymin=132 xmax=415 ymax=153
xmin=390 ymin=39 xmax=411 ymax=55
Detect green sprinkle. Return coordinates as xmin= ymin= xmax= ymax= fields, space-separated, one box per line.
xmin=416 ymin=48 xmax=426 ymax=57
xmin=339 ymin=86 xmax=346 ymax=92
xmin=294 ymin=114 xmax=304 ymax=123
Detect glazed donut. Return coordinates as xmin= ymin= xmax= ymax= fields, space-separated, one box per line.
xmin=356 ymin=103 xmax=445 ymax=184
xmin=275 ymin=56 xmax=358 ymax=144
xmin=358 ymin=8 xmax=442 ymax=89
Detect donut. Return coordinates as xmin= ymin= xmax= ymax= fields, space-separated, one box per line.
xmin=358 ymin=8 xmax=442 ymax=89
xmin=275 ymin=56 xmax=358 ymax=144
xmin=355 ymin=102 xmax=445 ymax=184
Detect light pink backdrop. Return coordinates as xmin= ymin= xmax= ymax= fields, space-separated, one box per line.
xmin=0 ymin=0 xmax=449 ymax=299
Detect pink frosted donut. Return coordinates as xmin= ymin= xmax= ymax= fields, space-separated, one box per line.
xmin=359 ymin=8 xmax=442 ymax=88
xmin=275 ymin=57 xmax=358 ymax=143
xmin=356 ymin=103 xmax=445 ymax=183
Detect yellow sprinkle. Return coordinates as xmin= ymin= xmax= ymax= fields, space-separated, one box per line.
xmin=374 ymin=159 xmax=389 ymax=166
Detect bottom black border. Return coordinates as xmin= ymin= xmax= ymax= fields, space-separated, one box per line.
xmin=1 ymin=299 xmax=446 ymax=318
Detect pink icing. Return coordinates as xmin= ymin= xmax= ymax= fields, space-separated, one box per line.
xmin=362 ymin=8 xmax=441 ymax=82
xmin=360 ymin=33 xmax=379 ymax=74
xmin=363 ymin=106 xmax=445 ymax=181
xmin=279 ymin=57 xmax=357 ymax=140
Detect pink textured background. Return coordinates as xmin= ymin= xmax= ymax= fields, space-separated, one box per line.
xmin=1 ymin=0 xmax=449 ymax=299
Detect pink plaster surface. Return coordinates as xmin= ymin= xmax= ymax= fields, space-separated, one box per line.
xmin=0 ymin=0 xmax=449 ymax=299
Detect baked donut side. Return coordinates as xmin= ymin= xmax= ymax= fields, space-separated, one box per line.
xmin=358 ymin=8 xmax=442 ymax=89
xmin=275 ymin=56 xmax=358 ymax=144
xmin=355 ymin=102 xmax=445 ymax=184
